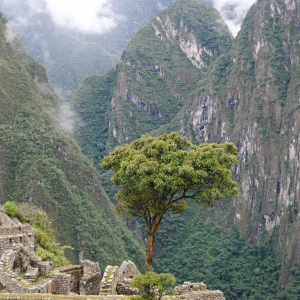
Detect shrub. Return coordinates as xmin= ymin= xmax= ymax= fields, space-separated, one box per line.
xmin=4 ymin=201 xmax=20 ymax=218
xmin=130 ymin=272 xmax=176 ymax=300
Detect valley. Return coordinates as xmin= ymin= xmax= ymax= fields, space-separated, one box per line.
xmin=1 ymin=0 xmax=300 ymax=299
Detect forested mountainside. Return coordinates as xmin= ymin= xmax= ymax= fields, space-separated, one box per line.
xmin=72 ymin=0 xmax=300 ymax=298
xmin=175 ymin=0 xmax=300 ymax=285
xmin=0 ymin=0 xmax=181 ymax=101
xmin=72 ymin=0 xmax=232 ymax=167
xmin=0 ymin=12 xmax=145 ymax=271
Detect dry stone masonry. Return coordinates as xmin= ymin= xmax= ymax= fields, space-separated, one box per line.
xmin=0 ymin=207 xmax=225 ymax=299
xmin=99 ymin=265 xmax=119 ymax=295
xmin=176 ymin=282 xmax=225 ymax=300
xmin=0 ymin=207 xmax=101 ymax=296
xmin=116 ymin=260 xmax=140 ymax=295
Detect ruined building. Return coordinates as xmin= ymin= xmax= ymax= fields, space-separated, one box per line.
xmin=0 ymin=207 xmax=101 ymax=295
xmin=0 ymin=207 xmax=225 ymax=299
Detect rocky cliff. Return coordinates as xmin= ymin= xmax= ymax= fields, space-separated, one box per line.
xmin=72 ymin=0 xmax=300 ymax=294
xmin=72 ymin=0 xmax=232 ymax=165
xmin=173 ymin=0 xmax=300 ymax=284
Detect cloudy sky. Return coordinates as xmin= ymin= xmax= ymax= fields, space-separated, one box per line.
xmin=0 ymin=0 xmax=256 ymax=36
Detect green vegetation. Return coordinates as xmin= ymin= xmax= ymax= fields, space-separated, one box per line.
xmin=72 ymin=0 xmax=233 ymax=200
xmin=0 ymin=14 xmax=145 ymax=270
xmin=3 ymin=0 xmax=300 ymax=299
xmin=73 ymin=0 xmax=233 ymax=152
xmin=2 ymin=0 xmax=180 ymax=101
xmin=154 ymin=205 xmax=281 ymax=300
xmin=131 ymin=272 xmax=176 ymax=300
xmin=102 ymin=132 xmax=239 ymax=271
xmin=4 ymin=201 xmax=70 ymax=267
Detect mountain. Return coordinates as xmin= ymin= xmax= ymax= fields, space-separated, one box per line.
xmin=72 ymin=0 xmax=300 ymax=297
xmin=175 ymin=0 xmax=300 ymax=286
xmin=0 ymin=0 xmax=181 ymax=101
xmin=72 ymin=0 xmax=232 ymax=166
xmin=0 ymin=0 xmax=216 ymax=102
xmin=0 ymin=11 xmax=145 ymax=271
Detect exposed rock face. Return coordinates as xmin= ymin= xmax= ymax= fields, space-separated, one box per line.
xmin=154 ymin=11 xmax=222 ymax=70
xmin=100 ymin=0 xmax=233 ymax=144
xmin=73 ymin=0 xmax=300 ymax=288
xmin=171 ymin=0 xmax=300 ymax=284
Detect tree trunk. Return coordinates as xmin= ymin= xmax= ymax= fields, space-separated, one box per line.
xmin=146 ymin=230 xmax=155 ymax=272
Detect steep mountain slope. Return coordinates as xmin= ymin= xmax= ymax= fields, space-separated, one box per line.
xmin=0 ymin=12 xmax=145 ymax=270
xmin=0 ymin=0 xmax=180 ymax=101
xmin=171 ymin=0 xmax=300 ymax=285
xmin=72 ymin=0 xmax=232 ymax=167
xmin=72 ymin=0 xmax=300 ymax=296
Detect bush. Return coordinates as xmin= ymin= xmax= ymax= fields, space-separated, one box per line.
xmin=131 ymin=272 xmax=176 ymax=300
xmin=4 ymin=201 xmax=20 ymax=218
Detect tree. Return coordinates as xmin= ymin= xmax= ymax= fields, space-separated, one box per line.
xmin=130 ymin=271 xmax=176 ymax=300
xmin=101 ymin=132 xmax=239 ymax=271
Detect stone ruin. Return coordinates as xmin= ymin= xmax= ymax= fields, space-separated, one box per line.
xmin=0 ymin=206 xmax=225 ymax=299
xmin=0 ymin=207 xmax=100 ymax=296
xmin=176 ymin=282 xmax=225 ymax=300
xmin=117 ymin=260 xmax=140 ymax=295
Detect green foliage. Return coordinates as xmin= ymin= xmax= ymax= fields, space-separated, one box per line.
xmin=131 ymin=272 xmax=176 ymax=300
xmin=3 ymin=201 xmax=19 ymax=217
xmin=153 ymin=206 xmax=281 ymax=300
xmin=4 ymin=202 xmax=70 ymax=267
xmin=278 ymin=267 xmax=300 ymax=299
xmin=101 ymin=132 xmax=239 ymax=219
xmin=0 ymin=15 xmax=145 ymax=271
xmin=102 ymin=132 xmax=239 ymax=270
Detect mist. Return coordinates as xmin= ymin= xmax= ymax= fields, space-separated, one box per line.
xmin=0 ymin=0 xmax=123 ymax=35
xmin=213 ymin=0 xmax=256 ymax=36
xmin=45 ymin=0 xmax=123 ymax=34
xmin=0 ymin=0 xmax=256 ymax=36
xmin=58 ymin=102 xmax=80 ymax=133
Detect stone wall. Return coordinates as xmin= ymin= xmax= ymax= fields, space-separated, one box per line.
xmin=116 ymin=260 xmax=140 ymax=295
xmin=0 ymin=225 xmax=34 ymax=237
xmin=59 ymin=265 xmax=83 ymax=294
xmin=0 ymin=249 xmax=52 ymax=294
xmin=49 ymin=272 xmax=71 ymax=295
xmin=38 ymin=261 xmax=53 ymax=277
xmin=118 ymin=260 xmax=140 ymax=280
xmin=0 ymin=234 xmax=35 ymax=258
xmin=80 ymin=273 xmax=101 ymax=295
xmin=100 ymin=265 xmax=119 ymax=295
xmin=80 ymin=260 xmax=101 ymax=295
xmin=176 ymin=282 xmax=225 ymax=300
xmin=0 ymin=296 xmax=129 ymax=300
xmin=0 ymin=208 xmax=226 ymax=299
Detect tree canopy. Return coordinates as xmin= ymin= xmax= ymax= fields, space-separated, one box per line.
xmin=101 ymin=132 xmax=239 ymax=271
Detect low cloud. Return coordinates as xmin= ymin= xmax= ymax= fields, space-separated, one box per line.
xmin=0 ymin=0 xmax=256 ymax=37
xmin=58 ymin=102 xmax=80 ymax=133
xmin=4 ymin=24 xmax=18 ymax=43
xmin=212 ymin=0 xmax=256 ymax=36
xmin=0 ymin=0 xmax=123 ymax=35
xmin=45 ymin=0 xmax=123 ymax=34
